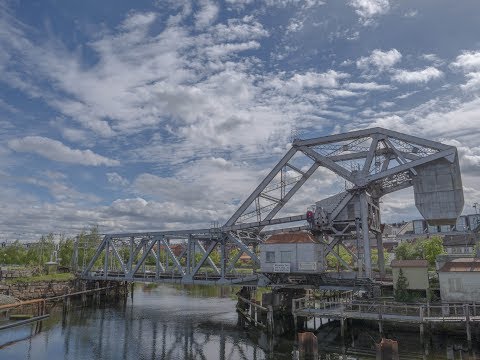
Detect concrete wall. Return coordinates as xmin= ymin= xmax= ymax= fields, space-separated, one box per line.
xmin=439 ymin=272 xmax=480 ymax=302
xmin=0 ymin=281 xmax=73 ymax=300
xmin=392 ymin=267 xmax=429 ymax=290
xmin=260 ymin=243 xmax=323 ymax=273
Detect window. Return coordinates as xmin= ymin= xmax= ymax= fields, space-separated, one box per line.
xmin=448 ymin=278 xmax=463 ymax=292
xmin=280 ymin=251 xmax=292 ymax=263
xmin=266 ymin=251 xmax=275 ymax=263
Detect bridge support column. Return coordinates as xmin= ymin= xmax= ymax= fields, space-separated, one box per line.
xmin=360 ymin=192 xmax=372 ymax=279
xmin=376 ymin=233 xmax=385 ymax=279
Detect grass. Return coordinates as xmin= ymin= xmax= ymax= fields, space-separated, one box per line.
xmin=5 ymin=272 xmax=74 ymax=284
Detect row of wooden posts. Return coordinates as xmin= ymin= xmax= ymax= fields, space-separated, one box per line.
xmin=0 ymin=281 xmax=125 ymax=331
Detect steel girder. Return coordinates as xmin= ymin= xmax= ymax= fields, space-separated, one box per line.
xmin=80 ymin=127 xmax=461 ymax=283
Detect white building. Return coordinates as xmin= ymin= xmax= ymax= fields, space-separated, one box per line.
xmin=259 ymin=232 xmax=324 ymax=274
xmin=438 ymin=258 xmax=480 ymax=303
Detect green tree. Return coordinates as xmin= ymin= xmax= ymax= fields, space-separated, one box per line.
xmin=394 ymin=236 xmax=444 ymax=268
xmin=2 ymin=240 xmax=27 ymax=265
xmin=422 ymin=236 xmax=445 ymax=267
xmin=395 ymin=268 xmax=410 ymax=302
xmin=58 ymin=236 xmax=75 ymax=267
xmin=395 ymin=240 xmax=421 ymax=261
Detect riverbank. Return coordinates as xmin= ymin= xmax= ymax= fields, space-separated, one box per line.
xmin=0 ymin=274 xmax=75 ymax=300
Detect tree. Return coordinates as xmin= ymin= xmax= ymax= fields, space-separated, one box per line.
xmin=422 ymin=236 xmax=445 ymax=267
xmin=58 ymin=236 xmax=75 ymax=267
xmin=394 ymin=236 xmax=444 ymax=268
xmin=2 ymin=240 xmax=27 ymax=265
xmin=395 ymin=268 xmax=410 ymax=302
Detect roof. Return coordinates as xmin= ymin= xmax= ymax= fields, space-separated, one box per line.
xmin=391 ymin=259 xmax=428 ymax=268
xmin=239 ymin=253 xmax=251 ymax=260
xmin=265 ymin=232 xmax=318 ymax=244
xmin=383 ymin=241 xmax=398 ymax=252
xmin=443 ymin=234 xmax=477 ymax=247
xmin=439 ymin=257 xmax=480 ymax=272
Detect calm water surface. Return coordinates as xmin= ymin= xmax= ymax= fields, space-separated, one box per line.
xmin=0 ymin=284 xmax=478 ymax=359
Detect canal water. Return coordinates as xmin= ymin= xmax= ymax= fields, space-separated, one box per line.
xmin=0 ymin=284 xmax=478 ymax=359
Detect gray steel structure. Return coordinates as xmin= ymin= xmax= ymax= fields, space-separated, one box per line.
xmin=80 ymin=127 xmax=463 ymax=285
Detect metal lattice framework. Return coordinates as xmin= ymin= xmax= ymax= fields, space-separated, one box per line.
xmin=80 ymin=127 xmax=461 ymax=284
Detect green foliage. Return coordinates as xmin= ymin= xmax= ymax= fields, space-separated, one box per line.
xmin=1 ymin=240 xmax=27 ymax=265
xmin=326 ymin=246 xmax=353 ymax=269
xmin=422 ymin=236 xmax=444 ymax=266
xmin=394 ymin=236 xmax=445 ymax=268
xmin=370 ymin=248 xmax=390 ymax=267
xmin=0 ymin=226 xmax=102 ymax=271
xmin=58 ymin=236 xmax=74 ymax=267
xmin=395 ymin=268 xmax=410 ymax=302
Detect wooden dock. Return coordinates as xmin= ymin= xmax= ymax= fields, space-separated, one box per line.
xmin=292 ymin=297 xmax=480 ymax=343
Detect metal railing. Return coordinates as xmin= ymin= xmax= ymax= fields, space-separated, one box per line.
xmin=293 ymin=297 xmax=480 ymax=322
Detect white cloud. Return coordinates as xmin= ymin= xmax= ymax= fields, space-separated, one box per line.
xmin=349 ymin=0 xmax=390 ymax=25
xmin=461 ymin=72 xmax=480 ymax=91
xmin=8 ymin=136 xmax=119 ymax=166
xmin=195 ymin=0 xmax=219 ymax=29
xmin=61 ymin=127 xmax=89 ymax=143
xmin=356 ymin=49 xmax=402 ymax=71
xmin=403 ymin=10 xmax=418 ymax=18
xmin=121 ymin=12 xmax=156 ymax=30
xmin=421 ymin=53 xmax=444 ymax=66
xmin=266 ymin=70 xmax=348 ymax=96
xmin=107 ymin=172 xmax=130 ymax=187
xmin=451 ymin=51 xmax=480 ymax=72
xmin=204 ymin=40 xmax=261 ymax=58
xmin=391 ymin=67 xmax=443 ymax=84
xmin=344 ymin=82 xmax=392 ymax=91
xmin=213 ymin=17 xmax=269 ymax=41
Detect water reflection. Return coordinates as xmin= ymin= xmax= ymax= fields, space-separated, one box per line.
xmin=1 ymin=285 xmax=272 ymax=360
xmin=0 ymin=284 xmax=478 ymax=360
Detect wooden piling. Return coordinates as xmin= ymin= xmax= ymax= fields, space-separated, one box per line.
xmin=376 ymin=338 xmax=399 ymax=360
xmin=465 ymin=304 xmax=472 ymax=347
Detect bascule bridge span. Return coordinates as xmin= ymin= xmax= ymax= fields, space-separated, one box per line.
xmin=78 ymin=127 xmax=464 ymax=290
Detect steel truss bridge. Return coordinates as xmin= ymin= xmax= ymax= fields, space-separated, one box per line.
xmin=79 ymin=127 xmax=463 ymax=287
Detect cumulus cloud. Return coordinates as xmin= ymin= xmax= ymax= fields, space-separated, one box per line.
xmin=460 ymin=72 xmax=480 ymax=91
xmin=356 ymin=49 xmax=402 ymax=71
xmin=349 ymin=0 xmax=390 ymax=25
xmin=451 ymin=51 xmax=480 ymax=72
xmin=391 ymin=67 xmax=443 ymax=84
xmin=8 ymin=136 xmax=119 ymax=166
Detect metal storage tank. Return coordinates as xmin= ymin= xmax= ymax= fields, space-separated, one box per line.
xmin=413 ymin=154 xmax=464 ymax=225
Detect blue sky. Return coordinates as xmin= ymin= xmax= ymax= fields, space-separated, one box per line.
xmin=1 ymin=0 xmax=479 ymax=240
